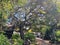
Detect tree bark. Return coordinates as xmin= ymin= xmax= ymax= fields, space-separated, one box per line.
xmin=19 ymin=22 xmax=24 ymax=40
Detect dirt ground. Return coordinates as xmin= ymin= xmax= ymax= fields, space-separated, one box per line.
xmin=35 ymin=38 xmax=60 ymax=45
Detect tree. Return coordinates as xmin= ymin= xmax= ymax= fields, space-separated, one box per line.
xmin=1 ymin=0 xmax=59 ymax=43
xmin=1 ymin=0 xmax=27 ymax=40
xmin=6 ymin=0 xmax=57 ymax=38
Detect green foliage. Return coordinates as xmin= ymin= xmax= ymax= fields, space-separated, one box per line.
xmin=12 ymin=33 xmax=23 ymax=45
xmin=18 ymin=0 xmax=27 ymax=6
xmin=55 ymin=30 xmax=60 ymax=36
xmin=0 ymin=0 xmax=13 ymax=24
xmin=24 ymin=32 xmax=35 ymax=42
xmin=57 ymin=6 xmax=60 ymax=12
xmin=39 ymin=9 xmax=46 ymax=14
xmin=57 ymin=23 xmax=60 ymax=27
xmin=56 ymin=2 xmax=60 ymax=12
xmin=0 ymin=12 xmax=2 ymax=18
xmin=12 ymin=39 xmax=23 ymax=45
xmin=12 ymin=33 xmax=20 ymax=39
xmin=40 ymin=25 xmax=51 ymax=35
xmin=55 ymin=30 xmax=60 ymax=41
xmin=40 ymin=25 xmax=51 ymax=38
xmin=0 ymin=34 xmax=10 ymax=45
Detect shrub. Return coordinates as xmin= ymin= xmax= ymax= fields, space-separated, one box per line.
xmin=0 ymin=34 xmax=10 ymax=45
xmin=12 ymin=33 xmax=23 ymax=45
xmin=24 ymin=32 xmax=35 ymax=42
xmin=40 ymin=25 xmax=51 ymax=38
xmin=55 ymin=30 xmax=60 ymax=42
xmin=12 ymin=39 xmax=23 ymax=45
xmin=12 ymin=33 xmax=20 ymax=39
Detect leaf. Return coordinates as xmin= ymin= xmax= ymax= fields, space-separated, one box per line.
xmin=18 ymin=0 xmax=27 ymax=6
xmin=39 ymin=9 xmax=46 ymax=14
